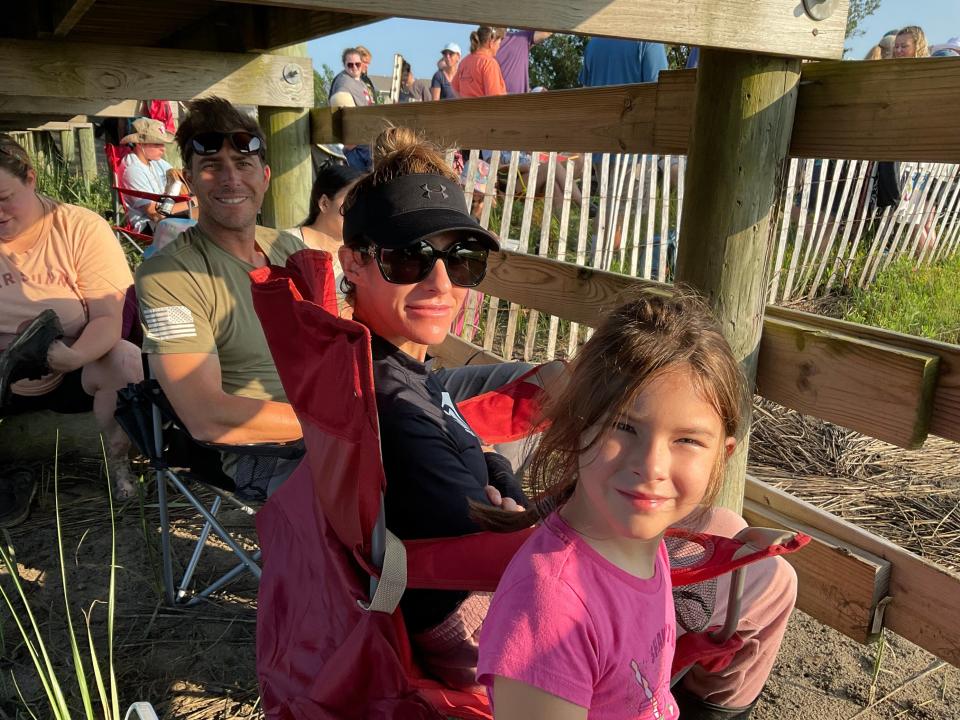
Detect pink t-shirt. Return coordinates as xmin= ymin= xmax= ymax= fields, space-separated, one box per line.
xmin=478 ymin=513 xmax=677 ymax=719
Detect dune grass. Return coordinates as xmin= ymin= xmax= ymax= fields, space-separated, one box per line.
xmin=841 ymin=253 xmax=960 ymax=345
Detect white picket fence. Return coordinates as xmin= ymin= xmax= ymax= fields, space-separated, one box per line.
xmin=451 ymin=150 xmax=960 ymax=363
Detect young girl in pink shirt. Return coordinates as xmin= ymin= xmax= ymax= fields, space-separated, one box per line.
xmin=476 ymin=289 xmax=749 ymax=719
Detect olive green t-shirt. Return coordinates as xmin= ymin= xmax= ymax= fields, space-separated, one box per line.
xmin=134 ymin=225 xmax=305 ymax=402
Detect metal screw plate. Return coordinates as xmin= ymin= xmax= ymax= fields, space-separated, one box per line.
xmin=282 ymin=63 xmax=303 ymax=85
xmin=802 ymin=0 xmax=838 ymax=22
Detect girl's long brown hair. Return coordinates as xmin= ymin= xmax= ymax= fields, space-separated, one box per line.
xmin=473 ymin=287 xmax=750 ymax=532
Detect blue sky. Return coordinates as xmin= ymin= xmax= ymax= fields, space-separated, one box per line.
xmin=307 ymin=1 xmax=960 ymax=81
xmin=845 ymin=0 xmax=959 ymax=58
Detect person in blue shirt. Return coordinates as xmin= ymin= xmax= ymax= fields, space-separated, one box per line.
xmin=578 ymin=37 xmax=668 ymax=87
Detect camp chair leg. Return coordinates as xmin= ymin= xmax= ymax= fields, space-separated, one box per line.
xmin=166 ymin=472 xmax=262 ymax=580
xmin=207 ymin=484 xmax=257 ymax=517
xmin=185 ymin=550 xmax=264 ymax=607
xmin=116 ymin=229 xmax=144 ymax=255
xmin=176 ymin=495 xmax=222 ymax=602
xmin=156 ymin=468 xmax=177 ymax=606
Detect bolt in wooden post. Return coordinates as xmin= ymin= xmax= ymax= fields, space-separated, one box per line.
xmin=77 ymin=125 xmax=96 ymax=183
xmin=675 ymin=50 xmax=801 ymax=512
xmin=259 ymin=43 xmax=311 ymax=230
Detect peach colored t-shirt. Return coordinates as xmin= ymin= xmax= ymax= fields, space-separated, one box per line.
xmin=0 ymin=196 xmax=133 ymax=395
xmin=452 ymin=50 xmax=507 ymax=98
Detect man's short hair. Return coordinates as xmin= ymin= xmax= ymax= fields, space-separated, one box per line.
xmin=175 ymin=96 xmax=267 ymax=167
xmin=342 ymin=47 xmax=360 ymax=64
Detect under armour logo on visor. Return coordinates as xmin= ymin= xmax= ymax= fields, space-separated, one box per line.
xmin=420 ymin=183 xmax=449 ymax=200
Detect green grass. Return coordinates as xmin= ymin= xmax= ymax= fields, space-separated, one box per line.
xmin=32 ymin=156 xmax=112 ymax=218
xmin=0 ymin=436 xmax=121 ymax=720
xmin=842 ymin=253 xmax=960 ymax=345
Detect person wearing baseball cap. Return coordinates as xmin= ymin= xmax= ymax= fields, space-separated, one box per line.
xmin=118 ymin=117 xmax=193 ymax=233
xmin=339 ymin=126 xmax=567 ymax=689
xmin=431 ymin=42 xmax=462 ymax=100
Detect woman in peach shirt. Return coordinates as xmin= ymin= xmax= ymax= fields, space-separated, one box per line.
xmin=452 ymin=26 xmax=506 ymax=98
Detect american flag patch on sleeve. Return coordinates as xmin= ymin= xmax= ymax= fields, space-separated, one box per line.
xmin=143 ymin=305 xmax=197 ymax=341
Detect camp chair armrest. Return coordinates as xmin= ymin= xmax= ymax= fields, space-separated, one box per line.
xmin=113 ymin=185 xmax=191 ymax=204
xmin=399 ymin=529 xmax=536 ymax=593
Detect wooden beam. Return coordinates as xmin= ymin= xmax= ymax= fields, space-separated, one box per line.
xmin=228 ymin=0 xmax=847 ymax=60
xmin=312 ymin=76 xmax=695 ymax=153
xmin=756 ymin=317 xmax=939 ymax=449
xmin=428 ymin=334 xmax=505 ymax=369
xmin=745 ymin=477 xmax=960 ymax=668
xmin=791 ymin=57 xmax=960 ymax=163
xmin=675 ymin=50 xmax=801 ymax=512
xmin=1 ymin=39 xmax=312 ymax=108
xmin=167 ymin=3 xmax=378 ymax=53
xmin=478 ymin=251 xmax=952 ymax=448
xmin=52 ymin=0 xmax=97 ymax=37
xmin=313 ymin=59 xmax=960 ymax=162
xmin=742 ymin=498 xmax=890 ymax=644
xmin=0 ymin=96 xmax=140 ymax=119
xmin=77 ymin=124 xmax=96 ymax=183
xmin=766 ymin=306 xmax=960 ymax=444
xmin=478 ymin=249 xmax=652 ymax=326
xmin=27 ymin=121 xmax=92 ymax=131
xmin=260 ymin=44 xmax=312 ymax=230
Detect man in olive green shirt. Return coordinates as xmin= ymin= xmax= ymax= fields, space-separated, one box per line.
xmin=135 ymin=97 xmax=306 ymax=498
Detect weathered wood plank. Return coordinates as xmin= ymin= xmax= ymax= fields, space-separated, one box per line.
xmin=742 ymin=498 xmax=890 ymax=644
xmin=313 ymin=83 xmax=663 ymax=153
xmin=756 ymin=317 xmax=939 ymax=448
xmin=428 ymin=334 xmax=503 ymax=369
xmin=479 ymin=250 xmax=653 ymax=327
xmin=479 ymin=252 xmax=954 ymax=446
xmin=313 ymin=59 xmax=960 ymax=162
xmin=260 ymin=43 xmax=312 ymax=230
xmin=1 ymin=39 xmax=312 ymax=108
xmin=767 ymin=306 xmax=960 ymax=444
xmin=791 ymin=57 xmax=960 ymax=162
xmin=52 ymin=0 xmax=97 ymax=36
xmin=242 ymin=0 xmax=847 ymax=59
xmin=745 ymin=477 xmax=960 ymax=668
xmin=0 ymin=96 xmax=141 ymax=119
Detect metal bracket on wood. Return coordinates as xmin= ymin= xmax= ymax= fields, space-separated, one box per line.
xmin=802 ymin=0 xmax=838 ymax=21
xmin=870 ymin=595 xmax=894 ymax=636
xmin=282 ymin=63 xmax=303 ymax=86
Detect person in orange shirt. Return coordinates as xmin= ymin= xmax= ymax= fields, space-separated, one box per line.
xmin=452 ymin=26 xmax=506 ymax=98
xmin=0 ymin=135 xmax=143 ymax=525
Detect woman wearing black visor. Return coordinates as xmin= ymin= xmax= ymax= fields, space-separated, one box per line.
xmin=340 ymin=128 xmax=563 ymax=691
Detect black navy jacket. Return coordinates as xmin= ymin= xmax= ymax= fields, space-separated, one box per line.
xmin=371 ymin=334 xmax=526 ymax=632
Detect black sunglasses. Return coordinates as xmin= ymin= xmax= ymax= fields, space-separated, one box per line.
xmin=363 ymin=238 xmax=489 ymax=287
xmin=189 ymin=131 xmax=265 ymax=157
xmin=346 ymin=62 xmax=362 ymax=68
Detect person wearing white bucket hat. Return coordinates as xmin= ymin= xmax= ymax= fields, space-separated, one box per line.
xmin=118 ymin=118 xmax=194 ymax=233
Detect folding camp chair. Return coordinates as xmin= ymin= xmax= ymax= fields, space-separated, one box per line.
xmin=115 ymin=363 xmax=304 ymax=607
xmin=249 ymin=249 xmax=809 ymax=720
xmin=105 ymin=143 xmax=192 ymax=251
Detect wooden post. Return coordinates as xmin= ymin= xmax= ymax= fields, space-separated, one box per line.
xmin=675 ymin=50 xmax=801 ymax=512
xmin=259 ymin=43 xmax=311 ymax=230
xmin=77 ymin=124 xmax=96 ymax=183
xmin=59 ymin=128 xmax=76 ymax=174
